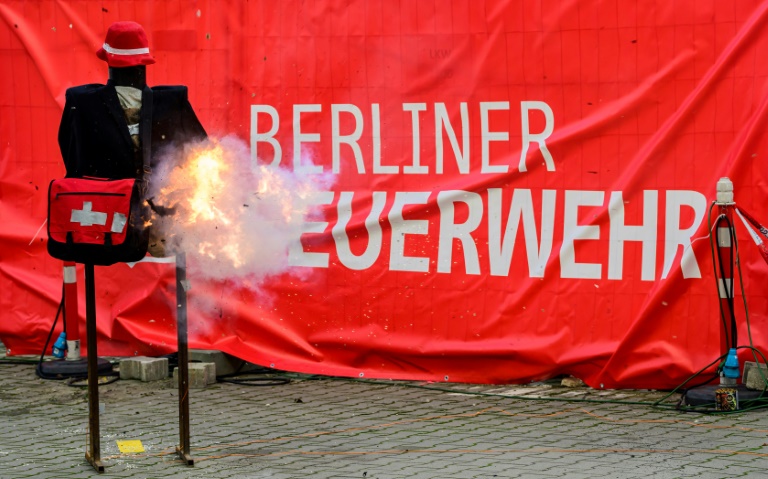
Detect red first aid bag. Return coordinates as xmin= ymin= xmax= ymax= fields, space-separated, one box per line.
xmin=47 ymin=177 xmax=150 ymax=265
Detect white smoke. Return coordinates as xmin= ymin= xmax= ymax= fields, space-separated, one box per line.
xmin=149 ymin=135 xmax=334 ymax=283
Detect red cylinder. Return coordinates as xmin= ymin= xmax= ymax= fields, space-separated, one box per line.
xmin=63 ymin=261 xmax=80 ymax=344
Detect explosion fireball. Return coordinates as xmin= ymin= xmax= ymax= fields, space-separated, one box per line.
xmin=150 ymin=136 xmax=332 ymax=280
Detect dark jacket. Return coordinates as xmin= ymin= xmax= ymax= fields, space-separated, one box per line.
xmin=58 ymin=81 xmax=206 ymax=179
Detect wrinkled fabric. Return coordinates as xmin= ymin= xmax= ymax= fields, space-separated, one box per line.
xmin=1 ymin=1 xmax=767 ymax=389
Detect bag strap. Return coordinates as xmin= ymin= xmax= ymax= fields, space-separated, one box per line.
xmin=139 ymin=87 xmax=154 ymax=197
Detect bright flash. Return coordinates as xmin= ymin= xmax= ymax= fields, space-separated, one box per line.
xmin=187 ymin=149 xmax=231 ymax=225
xmin=149 ymin=136 xmax=333 ymax=279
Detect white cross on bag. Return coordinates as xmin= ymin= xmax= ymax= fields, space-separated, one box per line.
xmin=70 ymin=202 xmax=108 ymax=226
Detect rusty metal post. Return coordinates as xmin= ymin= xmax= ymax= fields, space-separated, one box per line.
xmin=84 ymin=263 xmax=104 ymax=472
xmin=175 ymin=252 xmax=194 ymax=465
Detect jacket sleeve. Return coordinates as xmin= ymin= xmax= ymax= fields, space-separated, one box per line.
xmin=58 ymin=89 xmax=81 ymax=177
xmin=181 ymin=92 xmax=207 ymax=141
xmin=152 ymin=85 xmax=207 ymax=145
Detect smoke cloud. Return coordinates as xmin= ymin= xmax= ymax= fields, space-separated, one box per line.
xmin=148 ymin=135 xmax=334 ymax=283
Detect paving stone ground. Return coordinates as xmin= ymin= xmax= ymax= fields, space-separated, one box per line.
xmin=2 ymin=349 xmax=768 ymax=478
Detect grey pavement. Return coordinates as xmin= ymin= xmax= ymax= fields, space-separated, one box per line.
xmin=2 ymin=352 xmax=768 ymax=478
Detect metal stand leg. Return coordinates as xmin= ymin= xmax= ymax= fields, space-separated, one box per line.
xmin=84 ymin=263 xmax=104 ymax=473
xmin=175 ymin=252 xmax=194 ymax=465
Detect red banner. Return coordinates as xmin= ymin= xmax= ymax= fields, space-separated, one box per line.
xmin=2 ymin=0 xmax=768 ymax=388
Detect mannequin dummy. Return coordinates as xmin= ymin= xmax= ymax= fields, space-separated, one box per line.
xmin=59 ymin=21 xmax=206 ymax=180
xmin=57 ymin=21 xmax=206 ymax=256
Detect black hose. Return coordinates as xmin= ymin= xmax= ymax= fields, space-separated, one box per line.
xmin=34 ymin=286 xmax=65 ymax=380
xmin=714 ymin=213 xmax=738 ymax=349
xmin=216 ymin=362 xmax=291 ymax=386
xmin=34 ymin=282 xmax=119 ymax=386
